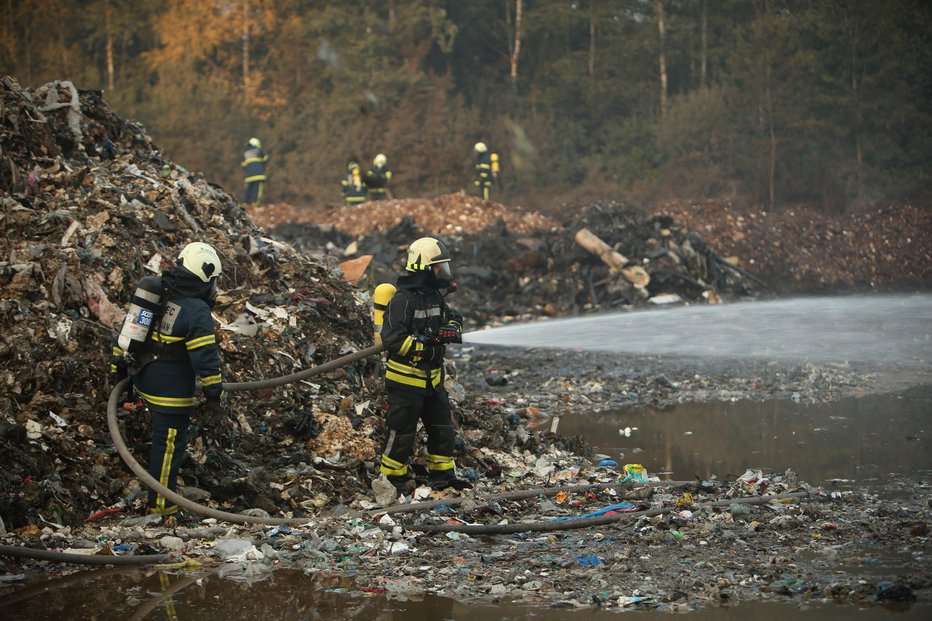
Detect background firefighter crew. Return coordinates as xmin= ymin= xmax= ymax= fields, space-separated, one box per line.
xmin=473 ymin=141 xmax=499 ymax=200
xmin=342 ymin=160 xmax=368 ymax=205
xmin=110 ymin=242 xmax=227 ymax=519
xmin=379 ymin=237 xmax=471 ymax=491
xmin=241 ymin=137 xmax=269 ymax=204
xmin=365 ymin=153 xmax=393 ymax=200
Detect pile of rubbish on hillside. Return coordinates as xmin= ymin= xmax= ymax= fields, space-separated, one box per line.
xmin=0 ymin=76 xmax=587 ymax=533
xmin=653 ymin=199 xmax=932 ymax=291
xmin=256 ymin=194 xmax=558 ymax=235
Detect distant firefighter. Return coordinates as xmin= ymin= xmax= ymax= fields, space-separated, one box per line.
xmin=365 ymin=153 xmax=393 ymax=201
xmin=241 ymin=137 xmax=269 ymax=204
xmin=342 ymin=159 xmax=368 ymax=205
xmin=473 ymin=141 xmax=499 ymax=200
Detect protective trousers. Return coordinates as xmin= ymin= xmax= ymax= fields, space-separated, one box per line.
xmin=476 ymin=181 xmax=491 ymax=200
xmin=243 ymin=180 xmax=264 ymax=204
xmin=380 ymin=385 xmax=456 ymax=480
xmin=147 ymin=410 xmax=190 ymax=515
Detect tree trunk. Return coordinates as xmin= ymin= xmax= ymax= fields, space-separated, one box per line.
xmin=242 ymin=0 xmax=250 ymax=98
xmin=700 ymin=0 xmax=707 ymax=88
xmin=105 ymin=1 xmax=114 ymax=92
xmin=2 ymin=0 xmax=14 ymax=74
xmin=510 ymin=0 xmax=523 ymax=82
xmin=588 ymin=0 xmax=596 ymax=77
xmin=655 ymin=0 xmax=667 ymax=120
xmin=851 ymin=24 xmax=863 ymax=200
xmin=766 ymin=62 xmax=776 ymax=209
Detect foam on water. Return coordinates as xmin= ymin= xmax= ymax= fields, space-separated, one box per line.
xmin=463 ymin=294 xmax=932 ymax=366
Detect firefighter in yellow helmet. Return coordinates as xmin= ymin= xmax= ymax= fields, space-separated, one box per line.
xmin=473 ymin=141 xmax=500 ymax=200
xmin=365 ymin=153 xmax=393 ymax=200
xmin=110 ymin=242 xmax=228 ymax=524
xmin=378 ymin=237 xmax=470 ymax=492
xmin=241 ymin=137 xmax=269 ymax=204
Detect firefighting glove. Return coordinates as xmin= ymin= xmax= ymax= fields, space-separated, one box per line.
xmin=435 ymin=321 xmax=462 ymax=344
xmin=412 ymin=339 xmax=444 ymax=364
xmin=417 ymin=328 xmax=441 ymax=345
xmin=200 ymin=396 xmax=235 ymax=448
xmin=202 ymin=396 xmax=233 ymax=431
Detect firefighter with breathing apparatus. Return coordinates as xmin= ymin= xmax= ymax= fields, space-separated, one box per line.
xmin=111 ymin=242 xmax=227 ymax=523
xmin=376 ymin=237 xmax=471 ymax=493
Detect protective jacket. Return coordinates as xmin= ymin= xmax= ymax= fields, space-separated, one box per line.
xmin=111 ymin=269 xmax=223 ymax=414
xmin=241 ymin=145 xmax=268 ymax=183
xmin=365 ymin=164 xmax=392 ymax=200
xmin=474 ymin=150 xmax=493 ymax=198
xmin=380 ymin=271 xmax=461 ymax=394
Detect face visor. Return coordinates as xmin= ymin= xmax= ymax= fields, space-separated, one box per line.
xmin=206 ymin=279 xmax=218 ymax=308
xmin=431 ymin=261 xmax=453 ymax=289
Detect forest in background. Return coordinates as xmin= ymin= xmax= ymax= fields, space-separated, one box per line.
xmin=1 ymin=0 xmax=930 ymax=213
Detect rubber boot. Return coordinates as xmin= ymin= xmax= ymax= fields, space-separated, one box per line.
xmin=388 ymin=475 xmax=417 ymax=495
xmin=428 ymin=474 xmax=472 ymax=491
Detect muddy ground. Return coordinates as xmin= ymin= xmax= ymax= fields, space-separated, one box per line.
xmin=0 ymin=77 xmax=930 ymax=614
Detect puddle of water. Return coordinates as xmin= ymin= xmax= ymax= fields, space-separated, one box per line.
xmin=3 ymin=567 xmax=929 ymax=620
xmin=554 ymin=386 xmax=932 ymax=484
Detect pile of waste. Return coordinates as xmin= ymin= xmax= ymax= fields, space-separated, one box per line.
xmin=652 ymin=199 xmax=932 ymax=291
xmin=254 ymin=195 xmax=559 ymax=236
xmin=2 ymin=76 xmax=929 ymax=614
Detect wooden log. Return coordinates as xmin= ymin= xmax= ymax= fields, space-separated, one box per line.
xmin=575 ymin=228 xmax=649 ymax=287
xmin=575 ymin=228 xmax=628 ymax=270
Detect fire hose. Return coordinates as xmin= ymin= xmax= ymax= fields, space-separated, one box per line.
xmin=384 ymin=490 xmax=811 ymax=535
xmin=0 ymin=544 xmax=168 ymax=566
xmin=106 ymin=344 xmax=386 ymax=527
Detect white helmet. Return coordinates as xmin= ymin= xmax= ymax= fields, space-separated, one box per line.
xmin=178 ymin=242 xmax=222 ymax=283
xmin=248 ymin=137 xmax=261 ymax=148
xmin=374 ymin=153 xmax=387 ymax=167
xmin=474 ymin=142 xmax=488 ymax=153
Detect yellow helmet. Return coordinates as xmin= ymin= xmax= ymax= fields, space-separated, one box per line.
xmin=374 ymin=153 xmax=387 ymax=167
xmin=248 ymin=137 xmax=261 ymax=148
xmin=178 ymin=242 xmax=222 ymax=283
xmin=474 ymin=142 xmax=488 ymax=153
xmin=347 ymin=160 xmax=360 ymax=171
xmin=406 ymin=237 xmax=451 ymax=272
